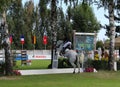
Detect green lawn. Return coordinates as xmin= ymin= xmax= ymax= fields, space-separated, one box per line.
xmin=13 ymin=59 xmax=51 ymax=70
xmin=5 ymin=60 xmax=120 ymax=87
xmin=0 ymin=71 xmax=120 ymax=87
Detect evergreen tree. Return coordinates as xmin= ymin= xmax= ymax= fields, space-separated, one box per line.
xmin=23 ymin=0 xmax=34 ymax=49
xmin=37 ymin=0 xmax=51 ymax=49
xmin=72 ymin=3 xmax=100 ymax=33
xmin=8 ymin=0 xmax=24 ymax=49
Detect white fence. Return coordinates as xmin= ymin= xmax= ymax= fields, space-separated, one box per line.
xmin=0 ymin=50 xmax=51 ymax=61
xmin=0 ymin=49 xmax=119 ymax=61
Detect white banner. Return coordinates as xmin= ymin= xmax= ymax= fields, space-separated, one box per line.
xmin=28 ymin=54 xmax=51 ymax=60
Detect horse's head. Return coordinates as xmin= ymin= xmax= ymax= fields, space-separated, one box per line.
xmin=65 ymin=48 xmax=70 ymax=53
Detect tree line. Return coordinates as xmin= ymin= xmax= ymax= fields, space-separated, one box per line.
xmin=1 ymin=0 xmax=100 ymax=50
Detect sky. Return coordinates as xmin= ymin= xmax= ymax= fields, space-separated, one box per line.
xmin=92 ymin=5 xmax=109 ymax=41
xmin=22 ymin=0 xmax=109 ymax=41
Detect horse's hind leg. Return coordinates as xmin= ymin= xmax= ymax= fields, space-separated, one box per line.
xmin=77 ymin=62 xmax=80 ymax=73
xmin=71 ymin=63 xmax=76 ymax=74
xmin=77 ymin=57 xmax=80 ymax=73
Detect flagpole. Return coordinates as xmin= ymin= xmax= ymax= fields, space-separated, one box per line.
xmin=33 ymin=44 xmax=35 ymax=57
xmin=32 ymin=35 xmax=36 ymax=57
xmin=9 ymin=35 xmax=12 ymax=53
xmin=43 ymin=29 xmax=47 ymax=50
xmin=22 ymin=44 xmax=23 ymax=50
xmin=20 ymin=35 xmax=24 ymax=50
xmin=45 ymin=44 xmax=46 ymax=50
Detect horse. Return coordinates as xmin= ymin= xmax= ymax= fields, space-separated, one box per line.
xmin=57 ymin=40 xmax=84 ymax=73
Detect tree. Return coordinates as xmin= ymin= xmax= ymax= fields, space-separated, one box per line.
xmin=50 ymin=0 xmax=57 ymax=68
xmin=37 ymin=0 xmax=51 ymax=49
xmin=8 ymin=0 xmax=36 ymax=50
xmin=93 ymin=0 xmax=116 ymax=70
xmin=96 ymin=40 xmax=104 ymax=50
xmin=72 ymin=3 xmax=100 ymax=33
xmin=32 ymin=6 xmax=42 ymax=49
xmin=56 ymin=6 xmax=73 ymax=41
xmin=23 ymin=0 xmax=35 ymax=49
xmin=8 ymin=0 xmax=24 ymax=49
xmin=102 ymin=0 xmax=116 ymax=71
xmin=0 ymin=0 xmax=14 ymax=75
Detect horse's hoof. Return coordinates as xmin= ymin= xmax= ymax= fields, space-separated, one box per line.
xmin=73 ymin=71 xmax=75 ymax=74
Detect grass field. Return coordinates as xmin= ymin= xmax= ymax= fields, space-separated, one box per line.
xmin=0 ymin=71 xmax=120 ymax=87
xmin=5 ymin=59 xmax=120 ymax=87
xmin=13 ymin=60 xmax=51 ymax=70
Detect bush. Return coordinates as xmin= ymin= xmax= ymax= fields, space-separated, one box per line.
xmin=92 ymin=60 xmax=101 ymax=70
xmin=83 ymin=59 xmax=109 ymax=70
xmin=48 ymin=60 xmax=120 ymax=70
xmin=58 ymin=58 xmax=72 ymax=68
xmin=58 ymin=58 xmax=108 ymax=70
xmin=48 ymin=57 xmax=73 ymax=68
xmin=117 ymin=61 xmax=120 ymax=70
xmin=84 ymin=58 xmax=93 ymax=68
xmin=92 ymin=60 xmax=108 ymax=70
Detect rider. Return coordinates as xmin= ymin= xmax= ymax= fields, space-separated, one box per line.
xmin=62 ymin=36 xmax=72 ymax=54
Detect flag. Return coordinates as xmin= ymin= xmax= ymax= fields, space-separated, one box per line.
xmin=43 ymin=35 xmax=47 ymax=45
xmin=32 ymin=35 xmax=36 ymax=44
xmin=9 ymin=35 xmax=12 ymax=44
xmin=43 ymin=30 xmax=48 ymax=45
xmin=20 ymin=35 xmax=24 ymax=44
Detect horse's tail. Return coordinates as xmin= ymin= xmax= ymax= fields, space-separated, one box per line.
xmin=79 ymin=52 xmax=84 ymax=63
xmin=79 ymin=52 xmax=85 ymax=69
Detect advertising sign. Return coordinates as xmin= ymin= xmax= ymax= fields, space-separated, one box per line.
xmin=74 ymin=32 xmax=96 ymax=51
